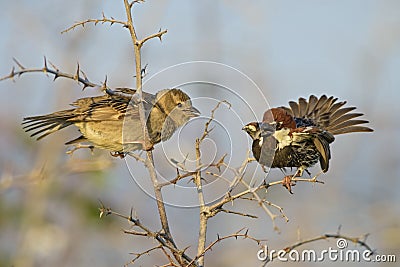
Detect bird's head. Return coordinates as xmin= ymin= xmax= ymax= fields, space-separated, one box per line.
xmin=155 ymin=89 xmax=200 ymax=126
xmin=243 ymin=108 xmax=295 ymax=141
xmin=242 ymin=122 xmax=261 ymax=140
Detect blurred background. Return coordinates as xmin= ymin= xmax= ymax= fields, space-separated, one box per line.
xmin=1 ymin=0 xmax=399 ymax=266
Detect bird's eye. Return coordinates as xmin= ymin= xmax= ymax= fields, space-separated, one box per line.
xmin=177 ymin=102 xmax=183 ymax=108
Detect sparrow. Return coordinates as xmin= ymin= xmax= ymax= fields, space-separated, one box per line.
xmin=243 ymin=95 xmax=373 ymax=193
xmin=22 ymin=88 xmax=200 ymax=156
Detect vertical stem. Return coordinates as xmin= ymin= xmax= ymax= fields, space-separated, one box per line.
xmin=123 ymin=0 xmax=149 ymax=148
xmin=123 ymin=1 xmax=188 ymax=265
xmin=195 ymin=138 xmax=207 ymax=266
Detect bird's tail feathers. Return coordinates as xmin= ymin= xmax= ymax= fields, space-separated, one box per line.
xmin=22 ymin=109 xmax=75 ymax=140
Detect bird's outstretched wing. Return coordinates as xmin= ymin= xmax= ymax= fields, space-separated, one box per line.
xmin=281 ymin=95 xmax=373 ymax=172
xmin=283 ymin=95 xmax=374 ymax=135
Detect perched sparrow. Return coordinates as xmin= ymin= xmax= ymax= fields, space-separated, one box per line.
xmin=243 ymin=95 xmax=373 ymax=193
xmin=23 ymin=88 xmax=200 ymax=156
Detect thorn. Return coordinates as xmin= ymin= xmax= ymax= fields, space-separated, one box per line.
xmin=48 ymin=60 xmax=59 ymax=71
xmin=80 ymin=69 xmax=88 ymax=81
xmin=141 ymin=63 xmax=148 ymax=77
xmin=158 ymin=28 xmax=163 ymax=42
xmin=12 ymin=57 xmax=25 ymax=70
xmin=79 ymin=70 xmax=90 ymax=90
xmin=43 ymin=56 xmax=48 ymax=76
xmin=217 ymin=233 xmax=220 ymax=240
xmin=98 ymin=199 xmax=105 ymax=218
xmin=74 ymin=62 xmax=80 ymax=82
xmin=337 ymin=225 xmax=342 ymax=235
xmin=101 ymin=76 xmax=108 ymax=91
xmin=43 ymin=56 xmax=48 ymax=69
xmin=10 ymin=66 xmax=15 ymax=78
xmin=47 ymin=60 xmax=60 ymax=81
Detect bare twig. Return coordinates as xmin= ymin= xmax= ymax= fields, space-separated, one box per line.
xmin=126 ymin=152 xmax=146 ymax=164
xmin=158 ymin=171 xmax=196 ymax=187
xmin=61 ymin=12 xmax=127 ymax=34
xmin=194 ymin=137 xmax=207 ymax=266
xmin=98 ymin=203 xmax=194 ymax=265
xmin=0 ymin=57 xmax=98 ymax=90
xmin=220 ymin=209 xmax=258 ymax=219
xmin=199 ymin=100 xmax=231 ymax=142
xmin=125 ymin=245 xmax=163 ymax=266
xmin=193 ymin=100 xmax=231 ymax=266
xmin=186 ymin=228 xmax=265 ymax=267
xmin=139 ymin=29 xmax=168 ymax=48
xmin=66 ymin=144 xmax=95 ymax=156
xmin=266 ymin=232 xmax=374 ymax=263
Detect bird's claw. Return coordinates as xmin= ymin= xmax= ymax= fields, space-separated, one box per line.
xmin=110 ymin=151 xmax=126 ymax=158
xmin=282 ymin=175 xmax=295 ymax=194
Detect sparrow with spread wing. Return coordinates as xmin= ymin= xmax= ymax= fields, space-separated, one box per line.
xmin=23 ymin=88 xmax=200 ymax=157
xmin=243 ymin=95 xmax=373 ymax=193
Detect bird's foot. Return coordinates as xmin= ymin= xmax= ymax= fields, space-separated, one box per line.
xmin=144 ymin=143 xmax=154 ymax=151
xmin=282 ymin=169 xmax=303 ymax=194
xmin=282 ymin=175 xmax=296 ymax=194
xmin=110 ymin=151 xmax=127 ymax=158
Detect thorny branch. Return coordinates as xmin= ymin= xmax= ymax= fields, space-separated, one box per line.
xmin=61 ymin=12 xmax=127 ymax=34
xmin=0 ymin=57 xmax=99 ymax=90
xmin=186 ymin=228 xmax=266 ymax=267
xmin=121 ymin=0 xmax=184 ymax=266
xmin=193 ymin=100 xmax=231 ymax=266
xmin=263 ymin=230 xmax=374 ymax=265
xmin=99 ymin=203 xmax=193 ymax=266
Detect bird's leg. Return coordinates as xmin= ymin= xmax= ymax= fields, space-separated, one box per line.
xmin=66 ymin=144 xmax=95 ymax=156
xmin=282 ymin=168 xmax=303 ymax=194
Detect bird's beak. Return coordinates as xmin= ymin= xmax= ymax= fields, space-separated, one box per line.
xmin=188 ymin=106 xmax=200 ymax=117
